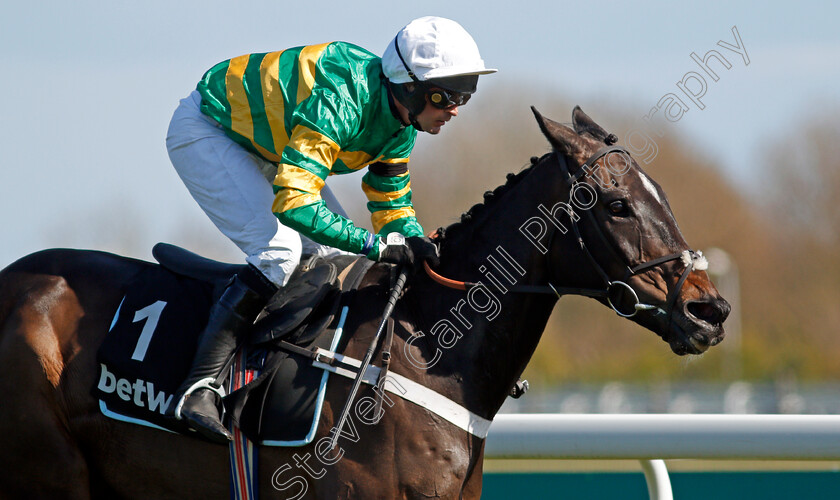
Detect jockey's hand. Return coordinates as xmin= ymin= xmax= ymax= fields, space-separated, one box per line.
xmin=406 ymin=236 xmax=440 ymax=268
xmin=370 ymin=233 xmax=440 ymax=269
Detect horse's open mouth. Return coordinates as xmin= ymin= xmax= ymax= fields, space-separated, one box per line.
xmin=662 ymin=294 xmax=728 ymax=355
xmin=668 ymin=304 xmax=727 ymax=356
xmin=667 ymin=322 xmax=709 ymax=355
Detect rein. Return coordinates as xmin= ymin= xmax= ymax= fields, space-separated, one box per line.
xmin=424 ymin=146 xmax=704 ymax=319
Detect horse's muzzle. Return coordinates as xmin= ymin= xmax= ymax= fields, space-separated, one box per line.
xmin=670 ymin=296 xmax=730 ymax=355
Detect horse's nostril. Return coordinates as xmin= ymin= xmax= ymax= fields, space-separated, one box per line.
xmin=687 ymin=299 xmax=729 ymax=325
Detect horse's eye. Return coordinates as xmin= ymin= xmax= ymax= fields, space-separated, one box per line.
xmin=608 ymin=200 xmax=629 ymax=216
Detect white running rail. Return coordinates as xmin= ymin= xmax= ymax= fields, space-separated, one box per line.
xmin=484 ymin=414 xmax=840 ymax=500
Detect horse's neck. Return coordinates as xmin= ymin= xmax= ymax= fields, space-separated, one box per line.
xmin=410 ymin=168 xmax=565 ymax=417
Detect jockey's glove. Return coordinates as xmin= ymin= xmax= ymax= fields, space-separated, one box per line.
xmin=366 ymin=233 xmax=440 ymax=269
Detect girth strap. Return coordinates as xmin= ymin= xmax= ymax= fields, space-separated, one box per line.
xmin=311 ymin=348 xmax=493 ymax=439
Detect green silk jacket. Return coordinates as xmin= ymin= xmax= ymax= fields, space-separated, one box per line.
xmin=196 ymin=41 xmax=424 ymax=257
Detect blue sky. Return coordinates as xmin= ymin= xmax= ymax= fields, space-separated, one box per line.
xmin=1 ymin=1 xmax=837 ymax=267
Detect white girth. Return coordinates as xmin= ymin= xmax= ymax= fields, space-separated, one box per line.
xmin=312 ymin=350 xmax=493 ymax=439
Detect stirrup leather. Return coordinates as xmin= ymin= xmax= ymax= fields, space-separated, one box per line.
xmin=173 ymin=377 xmax=226 ymax=420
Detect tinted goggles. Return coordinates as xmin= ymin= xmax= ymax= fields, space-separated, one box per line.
xmin=426 ymin=86 xmax=472 ymax=109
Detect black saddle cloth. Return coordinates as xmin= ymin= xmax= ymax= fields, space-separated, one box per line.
xmin=95 ymin=244 xmax=373 ymax=444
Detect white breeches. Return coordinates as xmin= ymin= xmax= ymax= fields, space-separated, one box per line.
xmin=165 ymin=90 xmax=349 ymax=287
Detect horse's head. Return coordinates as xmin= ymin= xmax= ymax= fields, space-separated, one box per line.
xmin=531 ymin=106 xmax=730 ymax=355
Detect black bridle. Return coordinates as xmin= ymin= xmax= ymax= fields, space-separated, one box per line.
xmin=530 ymin=145 xmax=702 ymax=320
xmin=426 ymin=145 xmax=704 ymax=321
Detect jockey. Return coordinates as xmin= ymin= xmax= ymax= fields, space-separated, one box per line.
xmin=165 ymin=16 xmax=496 ymax=443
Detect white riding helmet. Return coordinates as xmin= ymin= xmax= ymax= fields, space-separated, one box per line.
xmin=382 ymin=16 xmax=497 ymax=85
xmin=382 ymin=17 xmax=496 ymax=130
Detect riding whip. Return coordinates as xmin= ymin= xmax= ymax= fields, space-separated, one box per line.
xmin=328 ymin=265 xmax=409 ymax=450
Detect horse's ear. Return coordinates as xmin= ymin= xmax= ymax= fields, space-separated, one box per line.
xmin=571 ymin=105 xmax=611 ymax=143
xmin=531 ymin=106 xmax=585 ymax=157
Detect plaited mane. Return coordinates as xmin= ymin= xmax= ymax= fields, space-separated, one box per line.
xmin=436 ymin=153 xmax=551 ymax=243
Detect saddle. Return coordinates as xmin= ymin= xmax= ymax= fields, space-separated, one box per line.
xmin=154 ymin=243 xmax=343 ymax=343
xmin=95 ymin=243 xmax=374 ymax=445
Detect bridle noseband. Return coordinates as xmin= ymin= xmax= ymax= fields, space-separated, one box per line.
xmin=424 ymin=145 xmax=705 ymax=321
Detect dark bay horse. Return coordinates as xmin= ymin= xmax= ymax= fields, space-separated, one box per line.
xmin=0 ymin=107 xmax=729 ymax=499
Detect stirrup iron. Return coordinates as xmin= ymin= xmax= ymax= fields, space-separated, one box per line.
xmin=173 ymin=377 xmax=226 ymax=420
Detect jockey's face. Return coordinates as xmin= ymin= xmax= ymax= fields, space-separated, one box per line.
xmin=414 ymin=95 xmax=459 ymax=135
xmin=392 ymin=90 xmax=460 ymax=134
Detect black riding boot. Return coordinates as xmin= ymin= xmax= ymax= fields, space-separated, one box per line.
xmin=170 ymin=265 xmax=277 ymax=444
